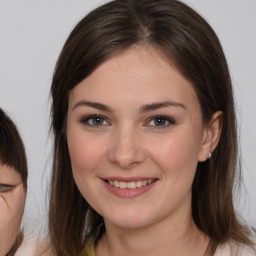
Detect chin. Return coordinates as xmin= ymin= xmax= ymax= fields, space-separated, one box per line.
xmin=104 ymin=209 xmax=155 ymax=230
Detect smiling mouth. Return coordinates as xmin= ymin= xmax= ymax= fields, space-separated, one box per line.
xmin=104 ymin=179 xmax=155 ymax=189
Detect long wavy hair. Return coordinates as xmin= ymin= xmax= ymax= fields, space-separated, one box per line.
xmin=0 ymin=108 xmax=28 ymax=256
xmin=49 ymin=0 xmax=255 ymax=255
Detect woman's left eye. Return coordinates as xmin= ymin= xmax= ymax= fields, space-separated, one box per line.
xmin=146 ymin=116 xmax=175 ymax=128
xmin=0 ymin=184 xmax=13 ymax=193
xmin=80 ymin=115 xmax=110 ymax=127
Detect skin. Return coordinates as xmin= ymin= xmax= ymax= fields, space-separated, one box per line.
xmin=67 ymin=46 xmax=222 ymax=256
xmin=0 ymin=164 xmax=26 ymax=256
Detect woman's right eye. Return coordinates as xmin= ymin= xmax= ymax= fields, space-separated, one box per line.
xmin=80 ymin=115 xmax=110 ymax=127
xmin=0 ymin=184 xmax=13 ymax=193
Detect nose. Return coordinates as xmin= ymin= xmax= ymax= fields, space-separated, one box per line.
xmin=108 ymin=126 xmax=146 ymax=169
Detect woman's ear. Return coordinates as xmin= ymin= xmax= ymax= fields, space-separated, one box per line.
xmin=198 ymin=111 xmax=223 ymax=162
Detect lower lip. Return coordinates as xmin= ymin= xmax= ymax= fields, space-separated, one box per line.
xmin=102 ymin=180 xmax=157 ymax=198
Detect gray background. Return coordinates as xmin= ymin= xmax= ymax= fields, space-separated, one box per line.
xmin=0 ymin=0 xmax=255 ymax=232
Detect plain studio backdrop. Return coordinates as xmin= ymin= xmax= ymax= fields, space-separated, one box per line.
xmin=0 ymin=0 xmax=255 ymax=233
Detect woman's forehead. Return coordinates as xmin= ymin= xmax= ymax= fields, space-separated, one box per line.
xmin=68 ymin=47 xmax=199 ymax=113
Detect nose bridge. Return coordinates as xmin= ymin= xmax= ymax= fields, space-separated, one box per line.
xmin=108 ymin=123 xmax=146 ymax=168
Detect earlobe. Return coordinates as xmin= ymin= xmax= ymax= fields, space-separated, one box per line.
xmin=198 ymin=111 xmax=223 ymax=162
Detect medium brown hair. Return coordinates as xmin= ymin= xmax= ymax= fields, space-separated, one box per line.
xmin=49 ymin=0 xmax=255 ymax=255
xmin=0 ymin=108 xmax=27 ymax=255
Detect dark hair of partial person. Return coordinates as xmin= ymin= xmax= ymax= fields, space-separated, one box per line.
xmin=0 ymin=108 xmax=27 ymax=188
xmin=0 ymin=108 xmax=28 ymax=256
xmin=49 ymin=0 xmax=255 ymax=255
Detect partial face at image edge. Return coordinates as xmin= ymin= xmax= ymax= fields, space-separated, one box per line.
xmin=0 ymin=164 xmax=26 ymax=255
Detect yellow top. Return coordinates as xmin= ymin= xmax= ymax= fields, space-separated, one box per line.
xmin=84 ymin=240 xmax=96 ymax=256
xmin=83 ymin=240 xmax=256 ymax=256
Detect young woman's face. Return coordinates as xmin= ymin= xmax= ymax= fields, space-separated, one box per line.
xmin=67 ymin=47 xmax=210 ymax=229
xmin=0 ymin=164 xmax=26 ymax=255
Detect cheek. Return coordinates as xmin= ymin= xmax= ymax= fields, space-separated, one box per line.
xmin=67 ymin=130 xmax=107 ymax=207
xmin=149 ymin=128 xmax=202 ymax=175
xmin=67 ymin=127 xmax=106 ymax=177
xmin=0 ymin=187 xmax=26 ymax=255
xmin=147 ymin=132 xmax=202 ymax=214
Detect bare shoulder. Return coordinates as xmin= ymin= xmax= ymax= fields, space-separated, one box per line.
xmin=16 ymin=236 xmax=55 ymax=256
xmin=215 ymin=242 xmax=256 ymax=256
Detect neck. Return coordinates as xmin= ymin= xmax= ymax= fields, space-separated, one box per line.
xmin=96 ymin=207 xmax=209 ymax=256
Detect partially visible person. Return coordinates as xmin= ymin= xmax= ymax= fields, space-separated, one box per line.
xmin=0 ymin=108 xmax=27 ymax=256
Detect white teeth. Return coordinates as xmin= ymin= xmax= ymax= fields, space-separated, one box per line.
xmin=114 ymin=180 xmax=119 ymax=188
xmin=127 ymin=181 xmax=136 ymax=189
xmin=136 ymin=181 xmax=142 ymax=188
xmin=142 ymin=180 xmax=147 ymax=186
xmin=119 ymin=182 xmax=126 ymax=189
xmin=107 ymin=179 xmax=154 ymax=189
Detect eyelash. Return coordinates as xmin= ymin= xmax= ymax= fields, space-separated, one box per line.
xmin=146 ymin=116 xmax=175 ymax=129
xmin=0 ymin=184 xmax=13 ymax=193
xmin=80 ymin=115 xmax=110 ymax=128
xmin=80 ymin=115 xmax=175 ymax=129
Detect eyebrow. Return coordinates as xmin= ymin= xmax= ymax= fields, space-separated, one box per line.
xmin=72 ymin=100 xmax=186 ymax=113
xmin=139 ymin=101 xmax=186 ymax=113
xmin=72 ymin=100 xmax=114 ymax=113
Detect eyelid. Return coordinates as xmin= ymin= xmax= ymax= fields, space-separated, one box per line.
xmin=80 ymin=114 xmax=111 ymax=127
xmin=145 ymin=115 xmax=175 ymax=129
xmin=0 ymin=184 xmax=13 ymax=193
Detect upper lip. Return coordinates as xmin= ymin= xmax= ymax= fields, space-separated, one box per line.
xmin=101 ymin=176 xmax=157 ymax=182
